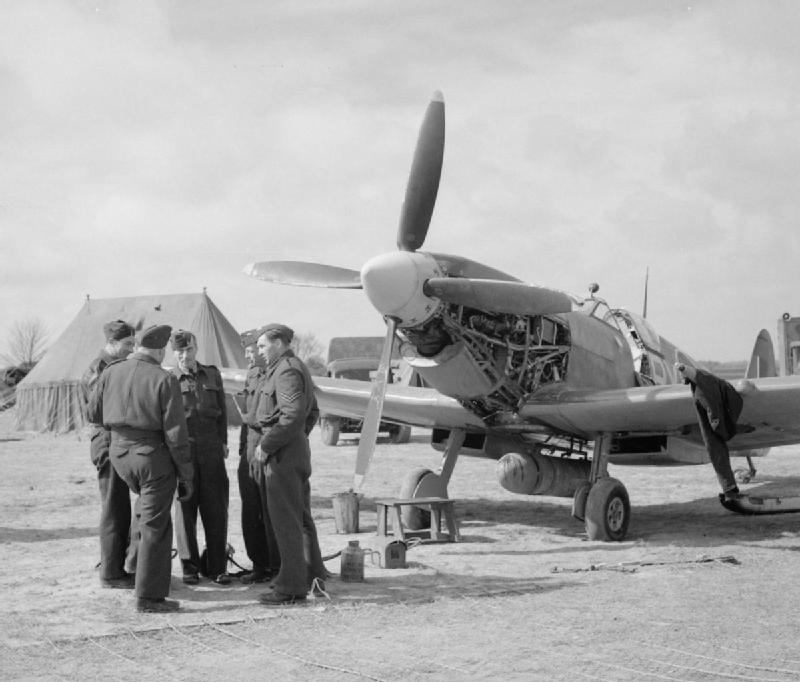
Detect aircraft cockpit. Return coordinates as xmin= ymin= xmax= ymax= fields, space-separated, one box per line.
xmin=576 ymin=285 xmax=628 ymax=337
xmin=607 ymin=309 xmax=671 ymax=385
xmin=560 ymin=283 xmax=673 ymax=385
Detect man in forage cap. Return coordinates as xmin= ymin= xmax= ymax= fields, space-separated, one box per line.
xmin=83 ymin=319 xmax=138 ymax=589
xmin=248 ymin=323 xmax=327 ymax=605
xmin=169 ymin=329 xmax=231 ymax=586
xmin=88 ymin=324 xmax=194 ymax=613
xmin=235 ymin=329 xmax=274 ymax=584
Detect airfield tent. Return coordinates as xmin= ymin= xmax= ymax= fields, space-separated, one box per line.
xmin=15 ymin=292 xmax=246 ymax=434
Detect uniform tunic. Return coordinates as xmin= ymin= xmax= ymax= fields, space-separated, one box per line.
xmin=237 ymin=363 xmax=271 ymax=572
xmin=689 ymin=368 xmax=744 ymax=493
xmin=172 ymin=363 xmax=230 ymax=578
xmin=83 ymin=351 xmax=136 ymax=580
xmin=89 ymin=352 xmax=193 ymax=600
xmin=255 ymin=349 xmax=325 ymax=596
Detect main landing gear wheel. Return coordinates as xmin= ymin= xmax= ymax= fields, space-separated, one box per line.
xmin=320 ymin=417 xmax=340 ymax=446
xmin=398 ymin=467 xmax=446 ymax=530
xmin=571 ymin=481 xmax=591 ymax=522
xmin=584 ymin=477 xmax=630 ymax=541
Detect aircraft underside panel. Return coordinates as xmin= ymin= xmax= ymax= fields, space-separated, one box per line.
xmin=609 ymin=435 xmax=709 ymax=465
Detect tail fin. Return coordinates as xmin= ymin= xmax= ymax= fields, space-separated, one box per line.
xmin=746 ymin=329 xmax=776 ymax=378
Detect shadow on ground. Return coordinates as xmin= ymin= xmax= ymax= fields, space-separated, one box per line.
xmin=0 ymin=526 xmax=97 ymax=543
xmin=444 ymin=482 xmax=800 ymax=548
xmin=165 ymin=568 xmax=568 ymax=614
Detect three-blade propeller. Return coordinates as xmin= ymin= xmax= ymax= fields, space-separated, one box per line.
xmin=244 ymin=91 xmax=571 ymax=490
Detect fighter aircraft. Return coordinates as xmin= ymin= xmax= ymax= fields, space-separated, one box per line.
xmin=238 ymin=92 xmax=800 ymax=542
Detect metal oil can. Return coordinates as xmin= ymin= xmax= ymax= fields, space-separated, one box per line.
xmin=340 ymin=540 xmax=364 ymax=582
xmin=382 ymin=540 xmax=407 ymax=569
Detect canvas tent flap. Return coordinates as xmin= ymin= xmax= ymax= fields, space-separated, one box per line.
xmin=15 ymin=292 xmax=246 ymax=433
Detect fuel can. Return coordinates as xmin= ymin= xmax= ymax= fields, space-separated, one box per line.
xmin=381 ymin=540 xmax=407 ymax=569
xmin=340 ymin=540 xmax=365 ymax=582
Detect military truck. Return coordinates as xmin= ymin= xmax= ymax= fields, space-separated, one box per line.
xmin=319 ymin=337 xmax=412 ymax=446
xmin=1 ymin=366 xmax=28 ymax=411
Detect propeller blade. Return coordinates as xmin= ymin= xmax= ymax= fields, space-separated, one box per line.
xmin=429 ymin=252 xmax=522 ymax=282
xmin=353 ymin=316 xmax=398 ymax=490
xmin=397 ymin=91 xmax=445 ymax=252
xmin=243 ymin=261 xmax=362 ymax=289
xmin=423 ymin=278 xmax=575 ymax=315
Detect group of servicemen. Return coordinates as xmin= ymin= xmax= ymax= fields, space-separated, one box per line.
xmin=85 ymin=319 xmax=327 ymax=613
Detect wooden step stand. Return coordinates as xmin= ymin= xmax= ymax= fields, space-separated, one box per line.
xmin=375 ymin=497 xmax=461 ymax=543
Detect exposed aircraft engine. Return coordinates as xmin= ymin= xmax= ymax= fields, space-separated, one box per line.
xmin=400 ymin=307 xmax=571 ymax=419
xmin=497 ymin=451 xmax=590 ymax=497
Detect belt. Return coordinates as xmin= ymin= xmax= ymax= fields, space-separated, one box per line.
xmin=109 ymin=426 xmax=164 ymax=443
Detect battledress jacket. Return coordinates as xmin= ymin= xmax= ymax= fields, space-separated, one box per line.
xmin=88 ymin=353 xmax=193 ymax=482
xmin=254 ymin=350 xmax=319 ymax=458
xmin=82 ymin=349 xmax=116 ymax=467
xmin=83 ymin=350 xmax=115 ymax=400
xmin=689 ymin=368 xmax=743 ymax=442
xmin=239 ymin=363 xmax=264 ymax=457
xmin=171 ymin=363 xmax=228 ymax=449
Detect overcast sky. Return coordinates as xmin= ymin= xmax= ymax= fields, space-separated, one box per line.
xmin=2 ymin=0 xmax=800 ymax=363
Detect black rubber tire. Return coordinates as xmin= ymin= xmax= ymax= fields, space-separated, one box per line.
xmin=571 ymin=481 xmax=591 ymax=521
xmin=584 ymin=477 xmax=630 ymax=541
xmin=398 ymin=467 xmax=434 ymax=530
xmin=389 ymin=424 xmax=412 ymax=444
xmin=320 ymin=417 xmax=340 ymax=446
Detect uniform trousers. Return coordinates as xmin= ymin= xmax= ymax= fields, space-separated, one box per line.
xmin=697 ymin=409 xmax=738 ymax=492
xmin=246 ymin=428 xmax=281 ymax=574
xmin=91 ymin=428 xmax=136 ymax=579
xmin=174 ymin=439 xmax=229 ymax=577
xmin=237 ymin=440 xmax=271 ymax=572
xmin=263 ymin=436 xmax=326 ymax=596
xmin=109 ymin=436 xmax=176 ymax=600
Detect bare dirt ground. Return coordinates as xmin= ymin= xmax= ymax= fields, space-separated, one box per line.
xmin=3 ymin=408 xmax=800 ymax=681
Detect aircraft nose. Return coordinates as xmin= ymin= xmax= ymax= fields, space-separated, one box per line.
xmin=360 ymin=251 xmax=442 ymax=327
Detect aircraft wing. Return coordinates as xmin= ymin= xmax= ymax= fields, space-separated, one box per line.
xmin=313 ymin=376 xmax=486 ymax=430
xmin=224 ymin=368 xmax=800 ymax=450
xmin=515 ymin=375 xmax=800 ymax=450
xmin=220 ymin=369 xmax=485 ymax=431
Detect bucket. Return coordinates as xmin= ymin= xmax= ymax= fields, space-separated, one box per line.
xmin=332 ymin=490 xmax=360 ymax=533
xmin=340 ymin=540 xmax=365 ymax=582
xmin=381 ymin=540 xmax=407 ymax=569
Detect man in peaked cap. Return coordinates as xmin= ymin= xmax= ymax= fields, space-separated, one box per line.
xmin=170 ymin=329 xmax=231 ymax=585
xmin=83 ymin=319 xmax=138 ymax=589
xmin=250 ymin=323 xmax=327 ymax=606
xmin=88 ymin=324 xmax=194 ymax=613
xmin=236 ymin=330 xmax=274 ymax=584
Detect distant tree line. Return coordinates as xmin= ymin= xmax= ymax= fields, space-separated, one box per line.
xmin=290 ymin=331 xmax=326 ymax=375
xmin=1 ymin=318 xmax=48 ymax=370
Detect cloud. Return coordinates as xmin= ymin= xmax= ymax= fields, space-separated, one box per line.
xmin=2 ymin=1 xmax=800 ymax=363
